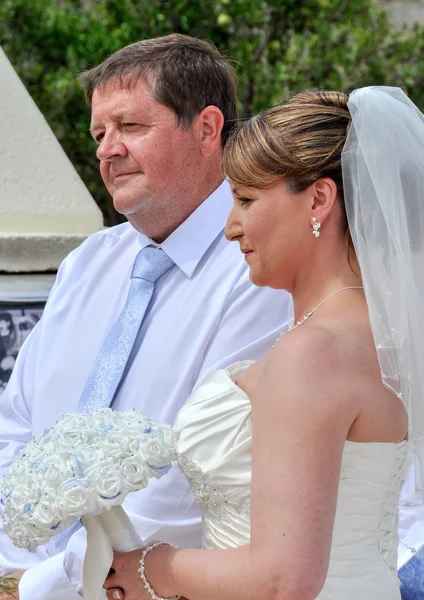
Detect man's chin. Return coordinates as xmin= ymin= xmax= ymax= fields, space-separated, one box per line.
xmin=112 ymin=197 xmax=143 ymax=217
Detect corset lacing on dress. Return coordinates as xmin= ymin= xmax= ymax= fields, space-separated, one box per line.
xmin=378 ymin=440 xmax=410 ymax=575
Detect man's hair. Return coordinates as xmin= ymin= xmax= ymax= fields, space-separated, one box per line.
xmin=79 ymin=34 xmax=238 ymax=145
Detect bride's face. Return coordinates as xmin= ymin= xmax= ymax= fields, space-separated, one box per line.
xmin=225 ymin=180 xmax=312 ymax=289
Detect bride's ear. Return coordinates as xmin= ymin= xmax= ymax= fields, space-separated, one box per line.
xmin=309 ymin=177 xmax=339 ymax=225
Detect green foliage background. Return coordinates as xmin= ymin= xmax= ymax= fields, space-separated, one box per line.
xmin=1 ymin=0 xmax=424 ymax=225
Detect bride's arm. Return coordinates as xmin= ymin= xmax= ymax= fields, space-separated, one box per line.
xmin=105 ymin=326 xmax=359 ymax=600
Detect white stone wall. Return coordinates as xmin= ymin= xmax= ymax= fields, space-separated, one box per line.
xmin=0 ymin=47 xmax=104 ymax=272
xmin=377 ymin=0 xmax=424 ymax=28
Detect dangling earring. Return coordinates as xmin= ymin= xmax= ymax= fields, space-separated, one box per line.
xmin=312 ymin=217 xmax=321 ymax=238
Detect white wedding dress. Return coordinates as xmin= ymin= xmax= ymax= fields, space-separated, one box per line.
xmin=175 ymin=360 xmax=410 ymax=599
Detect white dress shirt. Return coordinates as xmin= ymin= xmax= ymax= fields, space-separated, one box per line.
xmin=0 ymin=181 xmax=292 ymax=600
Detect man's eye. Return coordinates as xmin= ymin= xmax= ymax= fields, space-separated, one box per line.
xmin=239 ymin=197 xmax=253 ymax=207
xmin=95 ymin=133 xmax=104 ymax=143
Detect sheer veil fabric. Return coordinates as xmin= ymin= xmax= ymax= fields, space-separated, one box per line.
xmin=342 ymin=87 xmax=424 ymax=492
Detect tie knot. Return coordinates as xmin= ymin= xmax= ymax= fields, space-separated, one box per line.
xmin=132 ymin=246 xmax=174 ymax=283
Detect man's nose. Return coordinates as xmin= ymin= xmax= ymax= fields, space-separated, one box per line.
xmin=96 ymin=132 xmax=127 ymax=161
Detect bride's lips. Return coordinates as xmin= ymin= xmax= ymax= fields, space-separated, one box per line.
xmin=241 ymin=248 xmax=253 ymax=259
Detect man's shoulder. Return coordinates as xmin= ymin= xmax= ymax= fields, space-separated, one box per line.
xmin=82 ymin=222 xmax=136 ymax=247
xmin=54 ymin=223 xmax=137 ymax=284
xmin=67 ymin=222 xmax=136 ymax=260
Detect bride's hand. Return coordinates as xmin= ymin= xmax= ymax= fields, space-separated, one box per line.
xmin=104 ymin=544 xmax=180 ymax=600
xmin=103 ymin=550 xmax=147 ymax=600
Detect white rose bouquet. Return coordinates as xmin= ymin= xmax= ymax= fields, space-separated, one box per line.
xmin=1 ymin=408 xmax=177 ymax=600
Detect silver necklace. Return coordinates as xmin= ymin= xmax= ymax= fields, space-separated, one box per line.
xmin=276 ymin=286 xmax=364 ymax=342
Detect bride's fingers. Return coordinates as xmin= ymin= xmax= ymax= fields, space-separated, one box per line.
xmin=105 ymin=587 xmax=124 ymax=600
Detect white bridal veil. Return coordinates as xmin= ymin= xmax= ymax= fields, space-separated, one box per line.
xmin=342 ymin=86 xmax=424 ymax=491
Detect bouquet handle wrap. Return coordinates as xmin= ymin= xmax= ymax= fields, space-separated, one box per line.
xmin=81 ymin=506 xmax=143 ymax=600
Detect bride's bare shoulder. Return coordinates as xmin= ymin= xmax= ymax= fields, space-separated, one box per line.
xmin=250 ymin=316 xmax=375 ymax=410
xmin=239 ymin=321 xmax=362 ymax=444
xmin=254 ymin=314 xmax=407 ymax=443
xmin=272 ymin=319 xmax=356 ymax=365
xmin=272 ymin=313 xmax=374 ymax=374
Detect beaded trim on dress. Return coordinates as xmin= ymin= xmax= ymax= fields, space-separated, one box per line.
xmin=177 ymin=454 xmax=250 ymax=523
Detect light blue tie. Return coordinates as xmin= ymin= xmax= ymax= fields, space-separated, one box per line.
xmin=77 ymin=246 xmax=174 ymax=412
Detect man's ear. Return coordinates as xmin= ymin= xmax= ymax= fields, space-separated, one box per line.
xmin=196 ymin=105 xmax=224 ymax=157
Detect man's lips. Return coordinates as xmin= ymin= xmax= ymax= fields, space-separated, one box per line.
xmin=113 ymin=172 xmax=139 ymax=181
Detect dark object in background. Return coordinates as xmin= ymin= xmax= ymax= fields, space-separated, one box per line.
xmin=0 ymin=303 xmax=44 ymax=394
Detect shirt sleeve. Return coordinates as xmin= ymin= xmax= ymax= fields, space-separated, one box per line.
xmin=0 ymin=253 xmax=81 ymax=582
xmin=197 ymin=264 xmax=293 ymax=382
xmin=18 ymin=552 xmax=83 ymax=600
xmin=0 ymin=323 xmax=54 ymax=574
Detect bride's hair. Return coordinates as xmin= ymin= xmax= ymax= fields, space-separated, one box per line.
xmin=223 ymin=91 xmax=354 ymax=260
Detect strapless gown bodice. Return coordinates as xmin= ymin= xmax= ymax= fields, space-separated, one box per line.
xmin=175 ymin=361 xmax=410 ymax=599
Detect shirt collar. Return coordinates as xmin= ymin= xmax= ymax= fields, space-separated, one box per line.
xmin=136 ymin=180 xmax=233 ymax=277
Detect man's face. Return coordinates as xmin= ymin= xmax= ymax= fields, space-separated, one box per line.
xmin=90 ymin=78 xmax=202 ymax=237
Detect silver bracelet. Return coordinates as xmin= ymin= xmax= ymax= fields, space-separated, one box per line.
xmin=138 ymin=541 xmax=181 ymax=600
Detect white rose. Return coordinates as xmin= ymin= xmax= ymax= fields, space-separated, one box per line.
xmin=17 ymin=475 xmax=42 ymax=505
xmin=120 ymin=456 xmax=150 ymax=488
xmin=128 ymin=438 xmax=142 ymax=453
xmin=92 ymin=469 xmax=123 ymax=507
xmin=124 ymin=415 xmax=151 ymax=435
xmin=89 ymin=409 xmax=115 ymax=431
xmin=17 ymin=517 xmax=47 ymax=550
xmin=74 ymin=447 xmax=104 ymax=472
xmin=102 ymin=432 xmax=131 ymax=452
xmin=58 ymin=479 xmax=94 ymax=517
xmin=139 ymin=439 xmax=172 ymax=468
xmin=42 ymin=455 xmax=75 ymax=486
xmin=59 ymin=431 xmax=85 ymax=447
xmin=6 ymin=522 xmax=31 ymax=549
xmin=32 ymin=493 xmax=64 ymax=529
xmin=73 ymin=431 xmax=97 ymax=446
xmin=57 ymin=414 xmax=89 ymax=432
xmin=84 ymin=455 xmax=116 ymax=477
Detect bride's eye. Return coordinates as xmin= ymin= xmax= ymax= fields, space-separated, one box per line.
xmin=238 ymin=196 xmax=253 ymax=207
